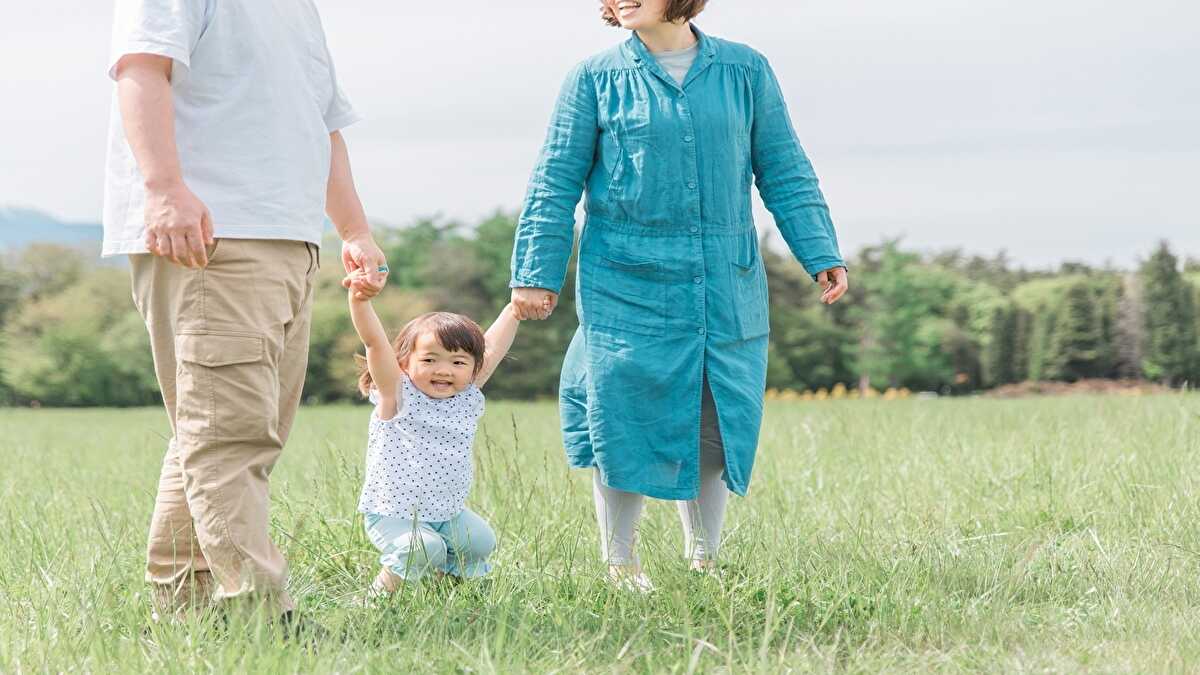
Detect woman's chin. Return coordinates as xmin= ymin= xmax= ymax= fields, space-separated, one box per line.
xmin=617 ymin=17 xmax=651 ymax=30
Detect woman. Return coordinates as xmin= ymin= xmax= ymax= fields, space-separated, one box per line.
xmin=510 ymin=0 xmax=849 ymax=590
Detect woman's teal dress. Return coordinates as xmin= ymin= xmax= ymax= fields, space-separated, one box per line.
xmin=511 ymin=27 xmax=844 ymax=499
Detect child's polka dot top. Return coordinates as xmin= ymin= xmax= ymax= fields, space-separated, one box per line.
xmin=358 ymin=373 xmax=485 ymax=522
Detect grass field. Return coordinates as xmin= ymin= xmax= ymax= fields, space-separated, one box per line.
xmin=2 ymin=394 xmax=1199 ymax=673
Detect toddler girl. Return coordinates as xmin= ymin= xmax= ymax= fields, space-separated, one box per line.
xmin=346 ymin=269 xmax=533 ymax=594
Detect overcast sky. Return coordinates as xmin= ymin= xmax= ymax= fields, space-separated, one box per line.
xmin=2 ymin=1 xmax=1197 ymax=268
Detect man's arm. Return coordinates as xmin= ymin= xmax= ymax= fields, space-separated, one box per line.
xmin=115 ymin=53 xmax=213 ymax=268
xmin=327 ymin=131 xmax=387 ymax=300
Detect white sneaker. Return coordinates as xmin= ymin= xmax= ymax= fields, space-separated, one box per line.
xmin=607 ymin=566 xmax=655 ymax=594
xmin=689 ymin=560 xmax=722 ymax=578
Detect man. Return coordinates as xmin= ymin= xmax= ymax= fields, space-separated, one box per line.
xmin=104 ymin=0 xmax=385 ymax=624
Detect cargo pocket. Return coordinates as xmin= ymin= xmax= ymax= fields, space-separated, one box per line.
xmin=175 ymin=331 xmax=274 ymax=443
xmin=730 ymin=251 xmax=770 ymax=340
xmin=580 ymin=254 xmax=668 ymax=337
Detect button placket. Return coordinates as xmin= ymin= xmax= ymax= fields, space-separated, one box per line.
xmin=680 ymin=91 xmax=705 ymax=336
xmin=678 ymin=94 xmax=702 ymax=223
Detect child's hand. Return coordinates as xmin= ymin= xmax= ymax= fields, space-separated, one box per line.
xmin=509 ymin=295 xmax=552 ymax=321
xmin=511 ymin=289 xmax=557 ymax=320
xmin=344 ymin=268 xmax=386 ymax=301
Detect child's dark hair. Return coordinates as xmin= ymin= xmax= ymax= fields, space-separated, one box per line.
xmin=356 ymin=312 xmax=486 ymax=397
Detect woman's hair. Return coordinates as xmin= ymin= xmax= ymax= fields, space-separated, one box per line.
xmin=599 ymin=0 xmax=708 ymax=27
xmin=356 ymin=312 xmax=487 ymax=397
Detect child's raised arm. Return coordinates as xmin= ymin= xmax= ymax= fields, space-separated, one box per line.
xmin=348 ymin=279 xmax=402 ymax=418
xmin=475 ymin=303 xmax=523 ymax=389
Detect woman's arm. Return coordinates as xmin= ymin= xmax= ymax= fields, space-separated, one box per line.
xmin=510 ymin=62 xmax=601 ymax=316
xmin=475 ymin=304 xmax=521 ymax=389
xmin=348 ymin=287 xmax=402 ymax=417
xmin=750 ymin=54 xmax=846 ymax=285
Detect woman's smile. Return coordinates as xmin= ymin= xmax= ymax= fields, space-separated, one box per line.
xmin=617 ymin=1 xmax=642 ymax=18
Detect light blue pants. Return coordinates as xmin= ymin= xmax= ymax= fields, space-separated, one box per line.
xmin=364 ymin=509 xmax=496 ymax=581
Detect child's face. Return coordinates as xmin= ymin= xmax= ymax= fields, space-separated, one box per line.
xmin=402 ymin=331 xmax=477 ymax=399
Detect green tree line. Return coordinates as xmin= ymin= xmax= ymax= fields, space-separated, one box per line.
xmin=1 ymin=214 xmax=1197 ymax=406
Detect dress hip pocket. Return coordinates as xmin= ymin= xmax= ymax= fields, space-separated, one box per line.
xmin=730 ymin=251 xmax=769 ymax=340
xmin=579 ymin=254 xmax=668 ymax=337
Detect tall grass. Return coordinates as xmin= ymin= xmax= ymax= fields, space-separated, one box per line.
xmin=1 ymin=394 xmax=1198 ymax=672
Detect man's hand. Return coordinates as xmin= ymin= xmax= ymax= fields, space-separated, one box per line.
xmin=817 ymin=266 xmax=849 ymax=305
xmin=511 ymin=287 xmax=558 ymax=320
xmin=341 ymin=234 xmax=387 ymax=300
xmin=144 ymin=181 xmax=214 ymax=268
xmin=114 ymin=52 xmax=213 ymax=268
xmin=344 ymin=267 xmax=386 ymax=302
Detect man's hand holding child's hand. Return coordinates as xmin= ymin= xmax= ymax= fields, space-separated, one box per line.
xmin=344 ymin=267 xmax=387 ymax=301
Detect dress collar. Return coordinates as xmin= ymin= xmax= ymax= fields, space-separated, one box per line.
xmin=623 ymin=24 xmax=717 ymax=91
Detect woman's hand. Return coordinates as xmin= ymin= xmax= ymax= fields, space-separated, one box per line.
xmin=817 ymin=267 xmax=849 ymax=305
xmin=511 ymin=287 xmax=558 ymax=320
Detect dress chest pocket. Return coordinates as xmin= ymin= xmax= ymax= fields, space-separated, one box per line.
xmin=603 ymin=98 xmax=666 ymax=219
xmin=606 ymin=95 xmax=656 ymax=146
xmin=606 ymin=127 xmax=657 ymax=216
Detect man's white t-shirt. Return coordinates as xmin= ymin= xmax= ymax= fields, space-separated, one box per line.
xmin=102 ymin=0 xmax=361 ymax=256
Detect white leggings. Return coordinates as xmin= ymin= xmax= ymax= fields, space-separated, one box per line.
xmin=592 ymin=380 xmax=730 ymax=566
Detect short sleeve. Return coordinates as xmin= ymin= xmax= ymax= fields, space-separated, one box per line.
xmin=108 ymin=0 xmax=210 ymax=81
xmin=369 ymin=377 xmax=407 ymax=422
xmin=322 ymin=48 xmax=361 ymax=132
xmin=470 ymin=387 xmax=486 ymax=420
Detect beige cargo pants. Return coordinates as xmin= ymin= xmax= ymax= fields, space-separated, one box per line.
xmin=131 ymin=239 xmax=319 ymax=616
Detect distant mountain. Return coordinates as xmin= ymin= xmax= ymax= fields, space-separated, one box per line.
xmin=0 ymin=207 xmax=103 ymax=251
